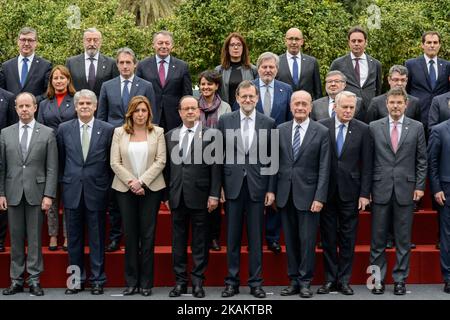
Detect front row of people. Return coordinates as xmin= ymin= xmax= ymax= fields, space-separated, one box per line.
xmin=0 ymin=82 xmax=447 ymax=298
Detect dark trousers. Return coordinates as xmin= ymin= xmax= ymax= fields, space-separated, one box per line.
xmin=107 ymin=189 xmax=122 ymax=244
xmin=116 ymin=189 xmax=161 ymax=289
xmin=370 ymin=191 xmax=414 ymax=283
xmin=280 ymin=192 xmax=319 ymax=287
xmin=172 ymin=195 xmax=209 ymax=286
xmin=65 ymin=193 xmax=106 ymax=286
xmin=320 ymin=195 xmax=358 ymax=284
xmin=208 ymin=204 xmax=221 ymax=243
xmin=265 ymin=205 xmax=281 ymax=244
xmin=225 ymin=177 xmax=265 ymax=288
xmin=0 ymin=213 xmax=7 ymax=244
xmin=439 ymin=201 xmax=450 ymax=281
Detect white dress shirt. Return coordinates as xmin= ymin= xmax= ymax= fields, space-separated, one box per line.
xmin=18 ymin=54 xmax=34 ymax=84
xmin=389 ymin=115 xmax=404 ymax=144
xmin=78 ymin=117 xmax=95 ymax=142
xmin=120 ymin=75 xmax=134 ymax=96
xmin=128 ymin=141 xmax=148 ymax=178
xmin=286 ymin=51 xmax=302 ymax=82
xmin=240 ymin=109 xmax=256 ymax=149
xmin=179 ymin=121 xmax=199 ymax=156
xmin=351 ymin=52 xmax=368 ymax=87
xmin=156 ymin=55 xmax=171 ymax=79
xmin=335 ymin=117 xmax=348 ymax=141
xmin=84 ymin=52 xmax=100 ymax=82
xmin=291 ymin=117 xmax=310 ymax=147
xmin=19 ymin=119 xmax=35 ymax=150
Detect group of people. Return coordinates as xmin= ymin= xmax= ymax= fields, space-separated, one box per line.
xmin=0 ymin=24 xmax=449 ymax=299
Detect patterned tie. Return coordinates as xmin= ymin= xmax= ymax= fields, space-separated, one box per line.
xmin=429 ymin=60 xmax=437 ymax=90
xmin=391 ymin=121 xmax=399 ymax=153
xmin=243 ymin=117 xmax=250 ymax=153
xmin=263 ymin=85 xmax=271 ymax=116
xmin=354 ymin=57 xmax=360 ymax=85
xmin=21 ymin=57 xmax=29 ymax=87
xmin=20 ymin=124 xmax=29 ymax=160
xmin=292 ymin=56 xmax=299 ymax=86
xmin=159 ymin=60 xmax=166 ymax=87
xmin=122 ymin=80 xmax=130 ymax=110
xmin=336 ymin=124 xmax=345 ymax=157
xmin=88 ymin=57 xmax=96 ymax=90
xmin=292 ymin=124 xmax=301 ymax=160
xmin=82 ymin=123 xmax=90 ymax=161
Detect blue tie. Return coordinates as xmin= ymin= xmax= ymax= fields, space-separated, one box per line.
xmin=292 ymin=124 xmax=301 ymax=159
xmin=336 ymin=124 xmax=345 ymax=157
xmin=21 ymin=57 xmax=29 ymax=87
xmin=429 ymin=60 xmax=436 ymax=90
xmin=292 ymin=56 xmax=299 ymax=86
xmin=122 ymin=80 xmax=130 ymax=111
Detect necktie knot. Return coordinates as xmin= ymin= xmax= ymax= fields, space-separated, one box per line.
xmin=429 ymin=60 xmax=434 ymax=65
xmin=23 ymin=57 xmax=29 ymax=63
xmin=23 ymin=124 xmax=29 ymax=129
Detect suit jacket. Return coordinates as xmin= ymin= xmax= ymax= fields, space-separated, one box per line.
xmin=164 ymin=125 xmax=221 ymax=210
xmin=274 ymin=119 xmax=330 ymax=210
xmin=369 ymin=116 xmax=427 ymax=205
xmin=110 ymin=126 xmax=166 ymax=192
xmin=66 ymin=53 xmax=119 ymax=97
xmin=311 ymin=96 xmax=364 ymax=122
xmin=253 ymin=79 xmax=292 ymax=125
xmin=366 ymin=93 xmax=421 ymax=123
xmin=276 ymin=53 xmax=322 ymax=100
xmin=0 ymin=88 xmax=16 ymax=130
xmin=57 ymin=118 xmax=114 ymax=211
xmin=0 ymin=121 xmax=58 ymax=206
xmin=217 ymin=110 xmax=276 ymax=202
xmin=136 ymin=55 xmax=192 ymax=131
xmin=405 ymin=56 xmax=450 ymax=126
xmin=318 ymin=117 xmax=372 ymax=202
xmin=428 ymin=92 xmax=450 ymax=129
xmin=215 ymin=64 xmax=258 ymax=104
xmin=428 ymin=119 xmax=450 ymax=203
xmin=97 ymin=76 xmax=156 ymax=128
xmin=330 ymin=53 xmax=382 ymax=116
xmin=0 ymin=55 xmax=52 ymax=103
xmin=37 ymin=95 xmax=77 ymax=132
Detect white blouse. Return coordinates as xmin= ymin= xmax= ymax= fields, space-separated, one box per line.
xmin=128 ymin=141 xmax=148 ymax=178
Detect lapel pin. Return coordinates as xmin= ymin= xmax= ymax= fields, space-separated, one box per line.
xmin=280 ymin=88 xmax=283 ymax=92
xmin=97 ymin=131 xmax=101 ymax=135
xmin=135 ymin=83 xmax=139 ymax=87
xmin=405 ymin=127 xmax=408 ymax=130
xmin=103 ymin=65 xmax=106 ymax=69
xmin=348 ymin=130 xmax=352 ymax=134
xmin=0 ymin=99 xmax=3 ymax=102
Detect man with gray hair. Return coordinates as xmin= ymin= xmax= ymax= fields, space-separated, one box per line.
xmin=136 ymin=30 xmax=193 ymax=132
xmin=57 ymin=89 xmax=114 ymax=295
xmin=66 ymin=27 xmax=119 ymax=97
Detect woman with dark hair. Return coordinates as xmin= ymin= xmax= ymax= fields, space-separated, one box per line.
xmin=38 ymin=65 xmax=77 ymax=251
xmin=110 ymin=95 xmax=166 ymax=297
xmin=215 ymin=32 xmax=258 ymax=108
xmin=198 ymin=70 xmax=231 ymax=251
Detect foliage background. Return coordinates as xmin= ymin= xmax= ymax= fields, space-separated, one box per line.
xmin=0 ymin=0 xmax=448 ymax=91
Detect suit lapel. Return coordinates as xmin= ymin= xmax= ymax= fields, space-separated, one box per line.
xmin=329 ymin=118 xmax=338 ymax=157
xmin=96 ymin=55 xmax=106 ymax=83
xmin=13 ymin=124 xmax=22 ymax=161
xmin=381 ymin=118 xmax=394 ymax=154
xmin=418 ymin=56 xmax=432 ymax=90
xmin=24 ymin=122 xmax=42 ymax=162
xmin=232 ymin=111 xmax=245 ymax=154
xmin=281 ymin=55 xmax=294 ymax=84
xmin=165 ymin=58 xmax=176 ymax=86
xmin=129 ymin=77 xmax=140 ymax=97
xmin=396 ymin=117 xmax=410 ymax=152
xmin=59 ymin=96 xmax=73 ymax=119
xmin=72 ymin=120 xmax=84 ymax=162
xmin=86 ymin=120 xmax=101 ymax=161
xmin=363 ymin=55 xmax=376 ymax=88
xmin=340 ymin=120 xmax=353 ymax=157
xmin=283 ymin=121 xmax=294 ymax=162
xmin=296 ymin=120 xmax=317 ymax=161
xmin=344 ymin=54 xmax=359 ymax=87
xmin=151 ymin=57 xmax=162 ymax=88
xmin=13 ymin=58 xmax=21 ymax=88
xmin=78 ymin=55 xmax=89 ymax=88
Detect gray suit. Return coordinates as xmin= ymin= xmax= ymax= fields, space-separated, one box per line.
xmin=311 ymin=96 xmax=364 ymax=122
xmin=369 ymin=116 xmax=427 ymax=282
xmin=0 ymin=121 xmax=58 ymax=285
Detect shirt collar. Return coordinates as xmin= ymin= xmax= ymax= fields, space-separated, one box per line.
xmin=240 ymin=108 xmax=256 ymax=121
xmin=350 ymin=52 xmax=366 ymax=61
xmin=78 ymin=117 xmax=95 ymax=128
xmin=120 ymin=75 xmax=134 ymax=83
xmin=286 ymin=51 xmax=301 ymax=60
xmin=19 ymin=54 xmax=34 ymax=63
xmin=181 ymin=121 xmax=199 ymax=134
xmin=424 ymin=54 xmax=438 ymax=65
xmin=335 ymin=117 xmax=348 ymax=129
xmin=19 ymin=119 xmax=35 ymax=130
xmin=389 ymin=115 xmax=404 ymax=124
xmin=156 ymin=55 xmax=171 ymax=65
xmin=85 ymin=52 xmax=99 ymax=61
xmin=259 ymin=78 xmax=274 ymax=88
xmin=293 ymin=117 xmax=309 ymax=129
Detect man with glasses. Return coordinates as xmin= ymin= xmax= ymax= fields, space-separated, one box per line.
xmin=276 ymin=28 xmax=322 ymax=100
xmin=311 ymin=70 xmax=364 ymax=121
xmin=66 ymin=27 xmax=119 ymax=97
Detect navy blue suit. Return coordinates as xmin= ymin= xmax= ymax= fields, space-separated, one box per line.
xmin=57 ymin=118 xmax=114 ymax=286
xmin=97 ymin=76 xmax=156 ymax=128
xmin=37 ymin=95 xmax=77 ymax=131
xmin=428 ymin=92 xmax=450 ymax=129
xmin=405 ymin=56 xmax=450 ymax=127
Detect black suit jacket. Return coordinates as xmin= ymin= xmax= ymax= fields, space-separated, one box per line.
xmin=366 ymin=93 xmax=421 ymax=123
xmin=37 ymin=95 xmax=77 ymax=132
xmin=276 ymin=53 xmax=322 ymax=100
xmin=0 ymin=55 xmax=52 ymax=103
xmin=164 ymin=125 xmax=221 ymax=210
xmin=319 ymin=117 xmax=372 ymax=202
xmin=428 ymin=92 xmax=450 ymax=129
xmin=136 ymin=55 xmax=192 ymax=131
xmin=65 ymin=53 xmax=119 ymax=97
xmin=0 ymin=88 xmax=16 ymax=130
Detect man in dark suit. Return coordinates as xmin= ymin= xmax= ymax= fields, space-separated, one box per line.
xmin=276 ymin=28 xmax=322 ymax=100
xmin=253 ymin=52 xmax=292 ymax=254
xmin=97 ymin=48 xmax=156 ymax=252
xmin=0 ymin=92 xmax=58 ymax=296
xmin=369 ymin=87 xmax=427 ymax=295
xmin=0 ymin=88 xmax=16 ymax=252
xmin=0 ymin=27 xmax=52 ymax=104
xmin=366 ymin=65 xmax=421 ymax=123
xmin=428 ymin=92 xmax=450 ymax=129
xmin=164 ymin=96 xmax=221 ymax=298
xmin=136 ymin=30 xmax=193 ymax=132
xmin=57 ymin=89 xmax=114 ymax=295
xmin=317 ymin=91 xmax=371 ymax=295
xmin=276 ymin=90 xmax=330 ymax=298
xmin=330 ymin=26 xmax=382 ymax=118
xmin=428 ymin=118 xmax=450 ymax=294
xmin=406 ymin=31 xmax=450 ymax=131
xmin=218 ymin=80 xmax=276 ymax=298
xmin=66 ymin=28 xmax=119 ymax=97
xmin=311 ymin=70 xmax=364 ymax=121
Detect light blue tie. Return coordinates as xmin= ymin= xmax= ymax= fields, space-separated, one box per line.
xmin=429 ymin=60 xmax=437 ymax=90
xmin=336 ymin=124 xmax=345 ymax=157
xmin=292 ymin=56 xmax=299 ymax=86
xmin=122 ymin=80 xmax=130 ymax=111
xmin=292 ymin=124 xmax=301 ymax=159
xmin=21 ymin=57 xmax=29 ymax=87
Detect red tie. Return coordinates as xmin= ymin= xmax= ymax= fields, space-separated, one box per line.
xmin=391 ymin=121 xmax=399 ymax=153
xmin=158 ymin=60 xmax=166 ymax=87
